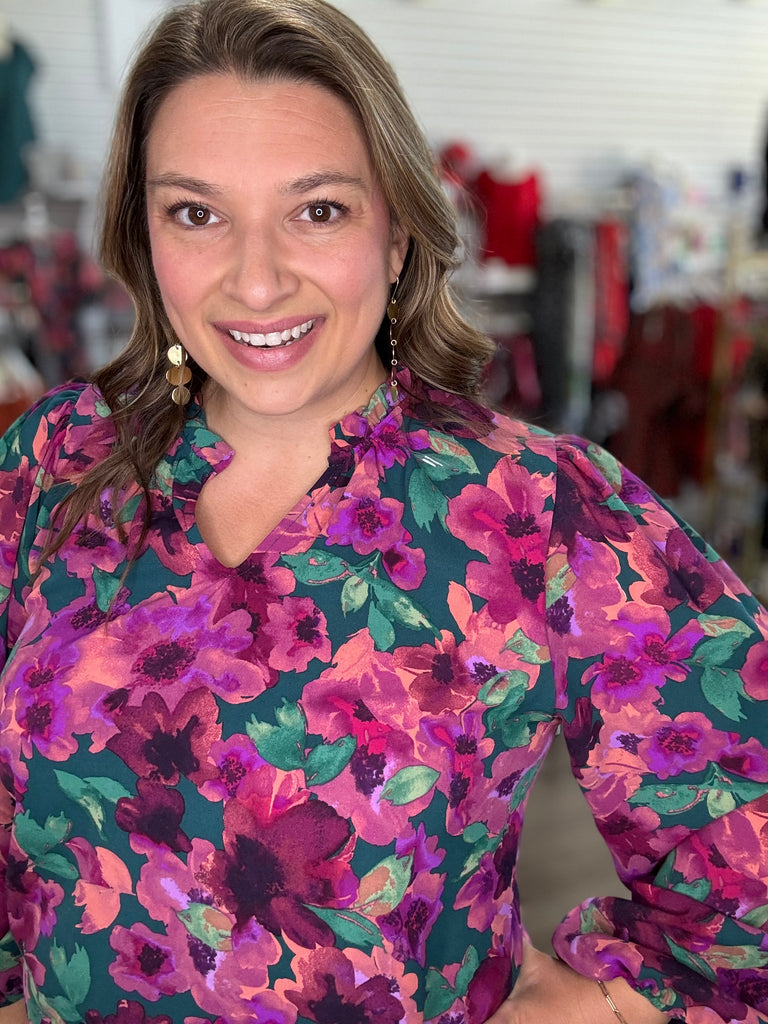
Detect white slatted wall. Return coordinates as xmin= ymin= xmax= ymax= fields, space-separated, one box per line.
xmin=3 ymin=0 xmax=768 ymax=211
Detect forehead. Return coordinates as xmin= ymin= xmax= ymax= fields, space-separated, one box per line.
xmin=146 ymin=74 xmax=375 ymax=180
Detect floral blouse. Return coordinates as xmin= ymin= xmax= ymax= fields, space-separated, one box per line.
xmin=1 ymin=371 xmax=768 ymax=1024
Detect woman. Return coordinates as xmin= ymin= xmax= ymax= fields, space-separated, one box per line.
xmin=0 ymin=1 xmax=766 ymax=1022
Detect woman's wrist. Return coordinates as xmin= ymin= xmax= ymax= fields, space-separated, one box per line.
xmin=597 ymin=979 xmax=631 ymax=1024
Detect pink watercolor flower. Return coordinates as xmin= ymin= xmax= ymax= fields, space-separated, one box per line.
xmin=263 ymin=596 xmax=332 ymax=673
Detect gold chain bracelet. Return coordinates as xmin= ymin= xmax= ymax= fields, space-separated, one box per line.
xmin=597 ymin=979 xmax=631 ymax=1024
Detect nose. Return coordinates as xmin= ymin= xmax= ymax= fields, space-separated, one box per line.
xmin=220 ymin=221 xmax=299 ymax=309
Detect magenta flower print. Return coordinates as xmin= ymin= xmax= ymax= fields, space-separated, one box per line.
xmin=741 ymin=635 xmax=768 ymax=700
xmin=301 ymin=631 xmax=435 ymax=844
xmin=199 ymin=734 xmax=268 ymax=802
xmin=262 ymin=596 xmax=332 ymax=673
xmin=584 ymin=610 xmax=703 ymax=714
xmin=279 ymin=946 xmax=418 ymax=1024
xmin=465 ymin=951 xmax=513 ymax=1024
xmin=115 ymin=778 xmax=192 ymax=853
xmin=109 ymin=922 xmax=188 ymax=1001
xmin=75 ymin=596 xmax=267 ymax=711
xmin=84 ymin=1000 xmax=173 ymax=1024
xmin=6 ymin=851 xmax=64 ymax=950
xmin=627 ymin=526 xmax=724 ymax=611
xmin=326 ymin=490 xmax=409 ymax=555
xmin=323 ymin=480 xmax=426 ymax=589
xmin=638 ymin=711 xmax=734 ymax=780
xmin=378 ymin=868 xmax=444 ymax=966
xmin=394 ymin=631 xmax=483 ymax=716
xmin=106 ymin=687 xmax=221 ymax=786
xmin=4 ymin=637 xmax=81 ymax=761
xmin=204 ymin=776 xmax=355 ymax=947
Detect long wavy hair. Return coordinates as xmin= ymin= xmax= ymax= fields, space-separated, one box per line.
xmin=52 ymin=0 xmax=494 ymax=551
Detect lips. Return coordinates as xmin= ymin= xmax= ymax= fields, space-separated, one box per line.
xmin=229 ymin=318 xmax=315 ymax=348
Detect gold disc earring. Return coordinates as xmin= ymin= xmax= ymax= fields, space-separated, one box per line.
xmin=166 ymin=343 xmax=192 ymax=406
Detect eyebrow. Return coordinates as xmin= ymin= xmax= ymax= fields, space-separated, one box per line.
xmin=145 ymin=171 xmax=369 ymax=195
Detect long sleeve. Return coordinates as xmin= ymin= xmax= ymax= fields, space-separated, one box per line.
xmin=546 ymin=435 xmax=768 ymax=1023
xmin=0 ymin=385 xmax=82 ymax=1006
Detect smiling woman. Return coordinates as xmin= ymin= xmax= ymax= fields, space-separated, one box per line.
xmin=0 ymin=2 xmax=767 ymax=1024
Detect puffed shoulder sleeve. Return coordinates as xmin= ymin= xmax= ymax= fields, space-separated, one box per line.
xmin=0 ymin=386 xmax=86 ymax=668
xmin=546 ymin=435 xmax=768 ymax=1024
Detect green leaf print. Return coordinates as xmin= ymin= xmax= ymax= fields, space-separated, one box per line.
xmin=304 ymin=735 xmax=356 ymax=785
xmin=742 ymin=903 xmax=768 ymax=928
xmin=340 ymin=574 xmax=369 ymax=614
xmin=354 ymin=852 xmax=413 ymax=916
xmin=50 ymin=939 xmax=91 ymax=1005
xmin=248 ymin=702 xmax=356 ymax=784
xmin=495 ymin=710 xmax=550 ymax=750
xmin=14 ymin=810 xmax=70 ymax=860
xmin=665 ymin=938 xmax=718 ymax=983
xmin=177 ymin=904 xmax=233 ymax=952
xmin=454 ymin=945 xmax=481 ymax=996
xmin=247 ymin=699 xmax=307 ymax=771
xmin=423 ymin=432 xmax=480 ymax=477
xmin=630 ymin=765 xmax=768 ymax=818
xmin=424 ymin=967 xmax=459 ymax=1019
xmin=93 ymin=565 xmax=123 ymax=613
xmin=380 ymin=765 xmax=440 ymax=806
xmin=367 ymin=601 xmax=396 ymax=651
xmin=698 ymin=613 xmax=755 ymax=641
xmin=370 ymin=575 xmax=434 ymax=632
xmin=700 ymin=665 xmax=748 ymax=722
xmin=479 ymin=669 xmax=529 ymax=710
xmin=503 ymin=628 xmax=546 ymax=665
xmin=54 ymin=771 xmax=131 ymax=836
xmin=281 ymin=551 xmax=349 ymax=585
xmin=309 ymin=907 xmax=384 ymax=950
xmin=408 ymin=465 xmax=448 ymax=531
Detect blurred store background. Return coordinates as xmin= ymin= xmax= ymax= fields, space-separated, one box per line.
xmin=2 ymin=0 xmax=768 ymax=950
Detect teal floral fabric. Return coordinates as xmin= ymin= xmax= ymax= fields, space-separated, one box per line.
xmin=1 ymin=371 xmax=768 ymax=1024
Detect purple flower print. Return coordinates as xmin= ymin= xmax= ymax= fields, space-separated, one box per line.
xmin=6 ymin=849 xmax=64 ymax=951
xmin=205 ymin=777 xmax=355 ymax=947
xmin=106 ymin=688 xmax=221 ymax=786
xmin=4 ymin=638 xmax=80 ymax=761
xmin=115 ymin=778 xmax=192 ymax=853
xmin=741 ymin=632 xmax=768 ymax=700
xmin=109 ymin=923 xmax=188 ymax=1001
xmin=74 ymin=596 xmax=267 ymax=713
xmin=584 ymin=612 xmax=702 ymax=714
xmin=324 ymin=483 xmax=425 ymax=587
xmin=199 ymin=734 xmax=268 ymax=802
xmin=262 ymin=596 xmax=332 ymax=673
xmin=327 ymin=491 xmax=409 ymax=555
xmin=638 ymin=711 xmax=734 ymax=780
xmin=84 ymin=999 xmax=173 ymax=1024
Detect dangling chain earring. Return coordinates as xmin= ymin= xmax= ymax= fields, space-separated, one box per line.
xmin=166 ymin=342 xmax=192 ymax=406
xmin=387 ymin=277 xmax=400 ymax=398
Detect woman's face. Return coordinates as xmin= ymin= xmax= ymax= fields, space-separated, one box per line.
xmin=145 ymin=73 xmax=407 ymax=433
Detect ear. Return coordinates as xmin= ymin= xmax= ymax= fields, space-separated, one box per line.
xmin=389 ymin=223 xmax=410 ymax=282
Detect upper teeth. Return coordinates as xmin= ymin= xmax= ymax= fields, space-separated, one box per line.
xmin=229 ymin=319 xmax=314 ymax=347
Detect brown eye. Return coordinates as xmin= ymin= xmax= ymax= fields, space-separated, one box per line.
xmin=188 ymin=205 xmax=211 ymax=225
xmin=308 ymin=203 xmax=333 ymax=223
